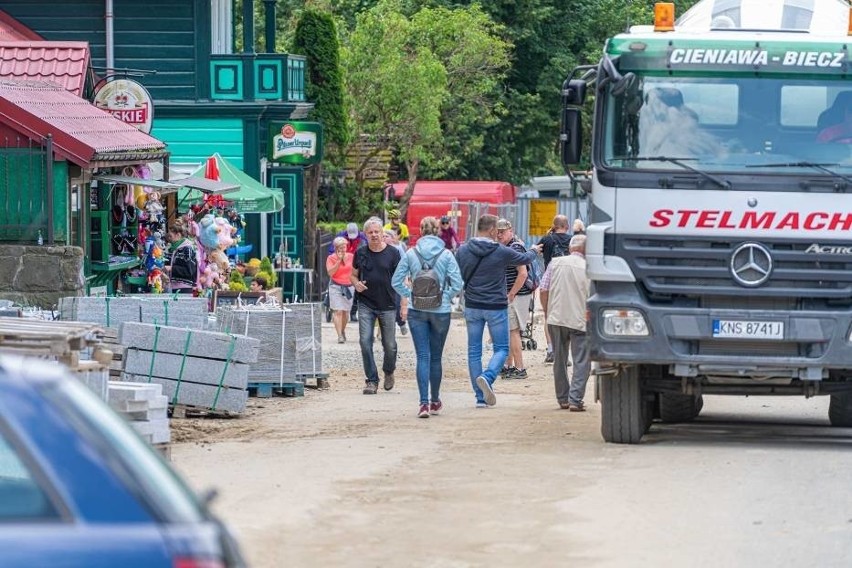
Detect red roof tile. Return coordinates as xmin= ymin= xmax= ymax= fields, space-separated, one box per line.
xmin=0 ymin=79 xmax=165 ymax=167
xmin=0 ymin=41 xmax=90 ymax=96
xmin=0 ymin=10 xmax=42 ymax=42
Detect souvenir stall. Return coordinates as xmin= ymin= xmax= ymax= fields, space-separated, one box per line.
xmin=98 ymin=166 xmax=239 ymax=296
xmin=178 ymin=154 xmax=285 ymax=299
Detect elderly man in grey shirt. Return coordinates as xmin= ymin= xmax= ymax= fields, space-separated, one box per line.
xmin=539 ymin=234 xmax=591 ymax=411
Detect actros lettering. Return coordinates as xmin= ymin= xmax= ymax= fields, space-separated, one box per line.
xmin=805 ymin=244 xmax=852 ymax=254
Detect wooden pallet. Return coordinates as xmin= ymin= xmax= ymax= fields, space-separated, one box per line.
xmin=298 ymin=372 xmax=330 ymax=390
xmin=0 ymin=317 xmax=111 ymax=370
xmin=247 ymin=382 xmax=305 ymax=398
xmin=168 ymin=403 xmax=240 ymax=419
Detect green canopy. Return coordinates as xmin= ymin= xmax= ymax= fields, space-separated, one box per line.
xmin=179 ymin=153 xmax=284 ymax=213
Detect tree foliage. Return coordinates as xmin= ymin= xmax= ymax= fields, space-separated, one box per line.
xmin=292 ymin=9 xmax=349 ymax=269
xmin=342 ymin=0 xmax=510 ymax=218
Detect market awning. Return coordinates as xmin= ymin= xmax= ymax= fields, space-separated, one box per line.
xmin=93 ymin=174 xmax=239 ymax=195
xmin=0 ymin=79 xmax=167 ymax=168
xmin=180 ymin=153 xmax=284 ymax=213
xmin=179 ymin=176 xmax=240 ymax=194
xmin=93 ymin=174 xmax=182 ymax=190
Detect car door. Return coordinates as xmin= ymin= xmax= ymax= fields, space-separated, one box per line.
xmin=0 ymin=386 xmax=173 ymax=568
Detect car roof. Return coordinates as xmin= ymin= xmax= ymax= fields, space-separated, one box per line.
xmin=0 ymin=354 xmax=67 ymax=389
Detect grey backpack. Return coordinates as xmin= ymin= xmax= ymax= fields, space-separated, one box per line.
xmin=410 ymin=248 xmax=446 ymax=310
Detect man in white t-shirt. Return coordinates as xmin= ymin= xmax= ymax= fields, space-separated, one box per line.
xmin=539 ymin=234 xmax=591 ymax=411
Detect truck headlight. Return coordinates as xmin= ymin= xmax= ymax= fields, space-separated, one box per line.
xmin=601 ymin=309 xmax=649 ymax=337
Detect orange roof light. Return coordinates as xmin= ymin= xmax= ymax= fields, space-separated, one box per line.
xmin=848 ymin=7 xmax=852 ymax=35
xmin=654 ymin=2 xmax=675 ymax=32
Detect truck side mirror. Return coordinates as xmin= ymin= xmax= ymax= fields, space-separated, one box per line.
xmin=562 ymin=79 xmax=587 ymax=106
xmin=560 ymin=108 xmax=582 ymax=167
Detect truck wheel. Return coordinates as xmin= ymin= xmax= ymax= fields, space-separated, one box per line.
xmin=659 ymin=393 xmax=702 ymax=423
xmin=829 ymin=394 xmax=852 ymax=427
xmin=600 ymin=365 xmax=646 ymax=444
xmin=643 ymin=394 xmax=656 ymax=433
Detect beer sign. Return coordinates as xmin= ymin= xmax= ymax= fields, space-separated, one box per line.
xmin=268 ymin=121 xmax=323 ymax=165
xmin=93 ymin=79 xmax=154 ymax=133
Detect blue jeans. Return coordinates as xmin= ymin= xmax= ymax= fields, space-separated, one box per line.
xmin=358 ymin=305 xmax=397 ymax=383
xmin=464 ymin=307 xmax=509 ymax=404
xmin=407 ymin=309 xmax=452 ymax=405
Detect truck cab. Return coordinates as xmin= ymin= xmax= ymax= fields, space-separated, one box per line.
xmin=562 ymin=0 xmax=852 ymax=443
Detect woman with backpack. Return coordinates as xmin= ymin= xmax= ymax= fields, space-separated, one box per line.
xmin=392 ymin=216 xmax=464 ymax=418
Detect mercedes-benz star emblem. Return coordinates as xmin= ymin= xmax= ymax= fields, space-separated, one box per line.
xmin=730 ymin=243 xmax=773 ymax=287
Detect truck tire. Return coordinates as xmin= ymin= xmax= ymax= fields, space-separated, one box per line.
xmin=600 ymin=366 xmax=646 ymax=444
xmin=828 ymin=394 xmax=852 ymax=427
xmin=658 ymin=393 xmax=703 ymax=423
xmin=643 ymin=395 xmax=656 ymax=433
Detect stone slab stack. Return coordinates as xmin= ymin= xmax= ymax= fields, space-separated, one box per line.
xmin=59 ymin=296 xmax=209 ymax=330
xmin=59 ymin=296 xmax=143 ymax=329
xmin=216 ymin=303 xmax=322 ymax=385
xmin=107 ymin=381 xmax=170 ymax=445
xmin=59 ymin=296 xmax=210 ymax=381
xmin=119 ymin=322 xmax=260 ymax=415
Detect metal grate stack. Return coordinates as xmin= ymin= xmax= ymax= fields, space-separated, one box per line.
xmin=216 ymin=302 xmax=323 ymax=387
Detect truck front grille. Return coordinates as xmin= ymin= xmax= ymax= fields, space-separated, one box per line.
xmin=620 ymin=236 xmax=852 ymax=300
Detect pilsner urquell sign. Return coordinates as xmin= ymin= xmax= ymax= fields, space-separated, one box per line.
xmin=268 ymin=121 xmax=323 ymax=165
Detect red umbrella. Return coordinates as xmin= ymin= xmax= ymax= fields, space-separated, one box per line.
xmin=204 ymin=156 xmax=220 ymax=181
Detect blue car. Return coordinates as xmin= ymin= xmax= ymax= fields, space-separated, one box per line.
xmin=0 ymin=355 xmax=247 ymax=568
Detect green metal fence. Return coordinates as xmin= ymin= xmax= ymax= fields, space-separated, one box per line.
xmin=0 ymin=146 xmax=67 ymax=243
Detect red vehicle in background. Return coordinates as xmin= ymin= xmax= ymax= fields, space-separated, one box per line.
xmin=387 ymin=181 xmax=516 ymax=244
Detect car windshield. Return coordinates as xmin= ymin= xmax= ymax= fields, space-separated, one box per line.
xmin=601 ymin=74 xmax=852 ymax=177
xmin=42 ymin=378 xmax=206 ymax=524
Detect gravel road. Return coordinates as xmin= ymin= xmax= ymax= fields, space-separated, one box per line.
xmin=171 ymin=309 xmax=852 ymax=568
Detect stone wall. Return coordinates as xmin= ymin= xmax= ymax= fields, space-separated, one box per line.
xmin=0 ymin=245 xmax=85 ymax=309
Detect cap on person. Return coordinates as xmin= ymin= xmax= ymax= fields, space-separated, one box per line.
xmin=346 ymin=222 xmax=359 ymax=238
xmin=440 ymin=215 xmax=450 ymax=223
xmin=496 ymin=218 xmax=512 ymax=231
xmin=388 ymin=209 xmax=400 ymax=219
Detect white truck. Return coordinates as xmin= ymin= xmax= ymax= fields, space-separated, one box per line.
xmin=561 ymin=0 xmax=852 ymax=443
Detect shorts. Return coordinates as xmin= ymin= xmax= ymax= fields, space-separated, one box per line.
xmin=328 ymin=284 xmax=354 ymax=311
xmin=508 ymin=293 xmax=532 ymax=331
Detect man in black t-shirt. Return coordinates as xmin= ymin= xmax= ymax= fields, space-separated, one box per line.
xmin=537 ymin=215 xmax=573 ymax=363
xmin=351 ymin=216 xmax=403 ymax=394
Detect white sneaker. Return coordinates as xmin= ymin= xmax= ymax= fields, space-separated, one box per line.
xmin=476 ymin=375 xmax=496 ymax=406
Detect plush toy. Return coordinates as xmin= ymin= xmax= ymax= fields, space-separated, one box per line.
xmin=145 ymin=191 xmax=165 ymax=227
xmin=148 ymin=268 xmax=165 ymax=294
xmin=197 ymin=214 xmax=219 ymax=250
xmin=198 ymin=264 xmax=219 ymax=289
xmin=208 ymin=249 xmax=230 ymax=275
xmin=212 ymin=216 xmax=236 ymax=250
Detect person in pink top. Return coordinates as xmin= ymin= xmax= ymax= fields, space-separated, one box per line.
xmin=326 ymin=236 xmax=355 ymax=343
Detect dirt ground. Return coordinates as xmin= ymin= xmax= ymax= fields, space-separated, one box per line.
xmin=171 ymin=309 xmax=608 ymax=567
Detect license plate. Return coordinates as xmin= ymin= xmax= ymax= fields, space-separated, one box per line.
xmin=712 ymin=319 xmax=784 ymax=340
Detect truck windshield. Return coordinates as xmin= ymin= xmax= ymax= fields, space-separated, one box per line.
xmin=602 ymin=74 xmax=852 ymax=176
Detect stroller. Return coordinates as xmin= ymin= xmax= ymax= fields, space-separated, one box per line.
xmin=322 ymin=290 xmax=333 ymax=323
xmin=519 ymin=294 xmax=538 ymax=351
